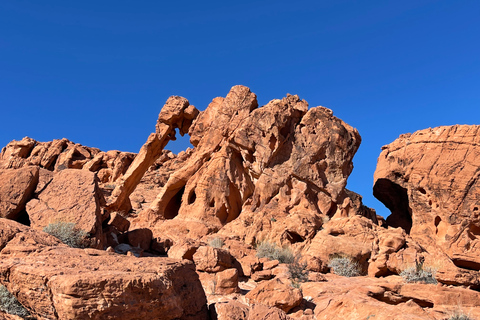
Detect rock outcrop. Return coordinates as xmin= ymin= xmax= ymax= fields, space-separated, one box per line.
xmin=127 ymin=85 xmax=373 ymax=248
xmin=0 ymin=219 xmax=208 ymax=320
xmin=3 ymin=87 xmax=480 ymax=319
xmin=374 ymin=125 xmax=480 ymax=287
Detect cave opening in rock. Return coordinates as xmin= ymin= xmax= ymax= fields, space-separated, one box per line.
xmin=16 ymin=209 xmax=31 ymax=226
xmin=187 ymin=189 xmax=196 ymax=205
xmin=285 ymin=230 xmax=304 ymax=244
xmin=373 ymin=178 xmax=413 ymax=234
xmin=164 ymin=186 xmax=185 ymax=219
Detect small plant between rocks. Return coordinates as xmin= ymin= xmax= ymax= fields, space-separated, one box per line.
xmin=208 ymin=237 xmax=224 ymax=249
xmin=256 ymin=240 xmax=294 ymax=264
xmin=288 ymin=254 xmax=309 ymax=288
xmin=43 ymin=221 xmax=88 ymax=248
xmin=328 ymin=254 xmax=361 ymax=277
xmin=447 ymin=310 xmax=474 ymax=320
xmin=0 ymin=285 xmax=30 ymax=318
xmin=400 ymin=260 xmax=437 ymax=284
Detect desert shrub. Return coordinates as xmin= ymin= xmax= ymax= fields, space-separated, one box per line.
xmin=208 ymin=237 xmax=224 ymax=249
xmin=288 ymin=254 xmax=309 ymax=287
xmin=0 ymin=285 xmax=30 ymax=318
xmin=256 ymin=240 xmax=294 ymax=264
xmin=400 ymin=262 xmax=437 ymax=284
xmin=447 ymin=311 xmax=474 ymax=320
xmin=328 ymin=255 xmax=361 ymax=277
xmin=43 ymin=221 xmax=88 ymax=248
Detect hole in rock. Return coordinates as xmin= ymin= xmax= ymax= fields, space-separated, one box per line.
xmin=165 ymin=128 xmax=194 ymax=155
xmin=434 ymin=216 xmax=441 ymax=227
xmin=209 ymin=198 xmax=215 ymax=208
xmin=373 ymin=178 xmax=412 ymax=234
xmin=216 ymin=204 xmax=228 ymax=224
xmin=474 ymin=207 xmax=479 ymax=212
xmin=164 ymin=186 xmax=185 ymax=219
xmin=16 ymin=210 xmax=31 ymax=226
xmin=418 ymin=187 xmax=426 ymax=195
xmin=269 ymin=135 xmax=277 ymax=151
xmin=187 ymin=189 xmax=196 ymax=205
xmin=285 ymin=231 xmax=304 ymax=244
xmin=225 ymin=182 xmax=242 ymax=223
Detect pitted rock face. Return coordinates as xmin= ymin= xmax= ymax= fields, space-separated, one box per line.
xmin=374 ymin=125 xmax=480 ymax=272
xmin=130 ymin=86 xmax=367 ymax=246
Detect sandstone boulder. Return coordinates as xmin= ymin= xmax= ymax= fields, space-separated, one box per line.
xmin=193 ymin=246 xmax=235 ymax=273
xmin=0 ymin=221 xmax=208 ymax=320
xmin=247 ymin=304 xmax=290 ymax=320
xmin=26 ymin=169 xmax=106 ymax=248
xmin=245 ymin=278 xmax=302 ymax=313
xmin=0 ymin=167 xmax=39 ymax=220
xmin=214 ymin=268 xmax=240 ymax=294
xmin=303 ymin=215 xmax=377 ymax=273
xmin=209 ymin=300 xmax=249 ymax=320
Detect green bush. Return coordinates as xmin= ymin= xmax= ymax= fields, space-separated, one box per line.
xmin=208 ymin=237 xmax=224 ymax=249
xmin=43 ymin=221 xmax=88 ymax=248
xmin=400 ymin=263 xmax=437 ymax=284
xmin=328 ymin=255 xmax=361 ymax=277
xmin=0 ymin=285 xmax=30 ymax=318
xmin=256 ymin=240 xmax=294 ymax=264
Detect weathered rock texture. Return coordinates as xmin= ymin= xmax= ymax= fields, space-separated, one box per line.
xmin=374 ymin=125 xmax=480 ymax=286
xmin=0 ymin=167 xmax=39 ymax=220
xmin=128 ymin=85 xmax=374 ymax=247
xmin=4 ymin=87 xmax=480 ymax=319
xmin=0 ymin=219 xmax=208 ymax=320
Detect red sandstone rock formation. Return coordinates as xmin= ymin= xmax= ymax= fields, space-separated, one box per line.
xmin=0 ymin=219 xmax=208 ymax=320
xmin=374 ymin=125 xmax=480 ymax=287
xmin=3 ymin=88 xmax=480 ymax=319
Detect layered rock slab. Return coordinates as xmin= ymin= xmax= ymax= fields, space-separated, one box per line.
xmin=0 ymin=220 xmax=207 ymax=320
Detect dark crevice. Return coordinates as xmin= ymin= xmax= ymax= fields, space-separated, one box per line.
xmin=164 ymin=186 xmax=185 ymax=219
xmin=187 ymin=189 xmax=196 ymax=205
xmin=452 ymin=258 xmax=480 ymax=271
xmin=285 ymin=231 xmax=305 ymax=244
xmin=373 ymin=178 xmax=412 ymax=234
xmin=16 ymin=209 xmax=31 ymax=226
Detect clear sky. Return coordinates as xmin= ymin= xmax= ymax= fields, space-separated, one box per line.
xmin=1 ymin=1 xmax=479 ymax=218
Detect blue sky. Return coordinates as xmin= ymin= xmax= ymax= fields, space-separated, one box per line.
xmin=1 ymin=1 xmax=479 ymax=217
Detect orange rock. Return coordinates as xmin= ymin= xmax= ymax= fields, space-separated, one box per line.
xmin=245 ymin=278 xmax=302 ymax=313
xmin=0 ymin=311 xmax=24 ymax=320
xmin=209 ymin=300 xmax=249 ymax=320
xmin=303 ymin=215 xmax=377 ymax=273
xmin=126 ymin=228 xmax=152 ymax=250
xmin=215 ymin=268 xmax=240 ymax=294
xmin=247 ymin=304 xmax=290 ymax=320
xmin=167 ymin=238 xmax=200 ymax=260
xmin=106 ymin=96 xmax=199 ymax=213
xmin=0 ymin=167 xmax=39 ymax=220
xmin=374 ymin=125 xmax=480 ymax=286
xmin=193 ymin=246 xmax=235 ymax=273
xmin=0 ymin=221 xmax=208 ymax=320
xmin=26 ymin=169 xmax=106 ymax=248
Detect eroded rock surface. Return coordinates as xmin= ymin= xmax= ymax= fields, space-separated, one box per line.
xmin=0 ymin=219 xmax=207 ymax=320
xmin=374 ymin=125 xmax=480 ymax=286
xmin=4 ymin=88 xmax=480 ymax=319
